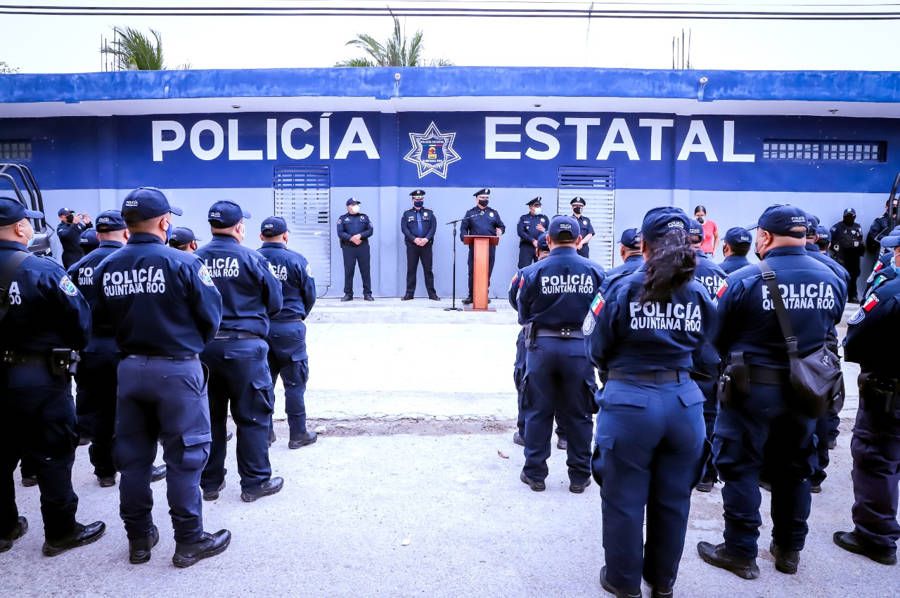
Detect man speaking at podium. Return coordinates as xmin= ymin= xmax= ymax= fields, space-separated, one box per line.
xmin=461 ymin=189 xmax=505 ymax=305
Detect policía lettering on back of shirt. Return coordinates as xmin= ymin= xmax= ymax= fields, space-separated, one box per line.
xmin=540 ymin=273 xmax=595 ymax=295
xmin=6 ymin=281 xmax=21 ymax=305
xmin=628 ymin=301 xmax=703 ymax=332
xmin=696 ymin=273 xmax=724 ymax=295
xmin=77 ymin=266 xmax=94 ymax=287
xmin=204 ymin=257 xmax=241 ymax=278
xmin=760 ymin=282 xmax=836 ymax=310
xmin=102 ymin=267 xmax=167 ymax=296
xmin=271 ymin=263 xmax=288 ymax=282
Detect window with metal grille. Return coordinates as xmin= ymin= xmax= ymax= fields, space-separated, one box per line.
xmin=273 ymin=165 xmax=332 ymax=296
xmin=557 ymin=167 xmax=616 ymax=269
xmin=0 ymin=141 xmax=32 ymax=161
xmin=762 ymin=140 xmax=885 ymax=162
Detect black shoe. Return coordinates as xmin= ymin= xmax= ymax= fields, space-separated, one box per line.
xmin=769 ymin=541 xmax=800 ymax=574
xmin=461 ymin=297 xmax=473 ymax=305
xmin=0 ymin=517 xmax=28 ymax=553
xmin=150 ymin=465 xmax=167 ymax=483
xmin=428 ymin=293 xmax=440 ymax=301
xmin=519 ymin=471 xmax=545 ymax=492
xmin=512 ymin=431 xmax=525 ymax=447
xmin=341 ymin=294 xmax=353 ymax=302
xmin=42 ymin=521 xmax=106 ymax=557
xmin=833 ymin=531 xmax=897 ymax=565
xmin=241 ymin=477 xmax=284 ymax=503
xmin=364 ymin=294 xmax=374 ymax=301
xmin=401 ymin=294 xmax=414 ymax=301
xmin=202 ymin=480 xmax=226 ymax=501
xmin=697 ymin=541 xmax=759 ymax=579
xmin=21 ymin=475 xmax=37 ymax=488
xmin=569 ymin=479 xmax=590 ymax=494
xmin=759 ymin=480 xmax=772 ymax=492
xmin=810 ymin=482 xmax=822 ymax=494
xmin=696 ymin=479 xmax=714 ymax=493
xmin=172 ymin=529 xmax=231 ymax=568
xmin=288 ymin=431 xmax=317 ymax=449
xmin=599 ymin=566 xmax=641 ymax=598
xmin=78 ymin=435 xmax=91 ymax=446
xmin=557 ymin=437 xmax=568 ymax=451
xmin=97 ymin=475 xmax=116 ymax=488
xmin=651 ymin=588 xmax=674 ymax=598
xmin=129 ymin=525 xmax=159 ymax=565
xmin=226 ymin=431 xmax=234 ymax=442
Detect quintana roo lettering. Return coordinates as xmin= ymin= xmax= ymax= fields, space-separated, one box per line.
xmin=760 ymin=282 xmax=837 ymax=310
xmin=628 ymin=301 xmax=703 ymax=332
xmin=204 ymin=257 xmax=241 ymax=279
xmin=102 ymin=267 xmax=168 ymax=297
xmin=539 ymin=272 xmax=595 ymax=295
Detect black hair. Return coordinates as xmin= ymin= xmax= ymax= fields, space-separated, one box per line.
xmin=693 ymin=205 xmax=707 ymax=215
xmin=640 ymin=228 xmax=697 ymax=303
xmin=728 ymin=242 xmax=751 ymax=257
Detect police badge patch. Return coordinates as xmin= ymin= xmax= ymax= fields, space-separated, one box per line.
xmin=198 ymin=265 xmax=215 ymax=287
xmin=59 ymin=276 xmax=79 ymax=296
xmin=847 ymin=308 xmax=865 ymax=325
xmin=582 ymin=311 xmax=596 ymax=336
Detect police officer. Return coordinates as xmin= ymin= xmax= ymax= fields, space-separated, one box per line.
xmin=400 ymin=190 xmax=439 ymax=301
xmin=830 ymin=207 xmax=865 ymax=302
xmin=0 ymin=196 xmax=105 ymax=556
xmin=517 ymin=216 xmax=604 ymax=494
xmin=570 ymin=197 xmax=595 ymax=259
xmin=586 ymin=207 xmax=714 ymax=598
xmin=337 ymin=198 xmax=374 ymax=302
xmin=516 ymin=197 xmax=549 ymax=268
xmin=258 ymin=216 xmax=318 ymax=449
xmin=833 ymin=230 xmax=900 ymax=566
xmin=865 ymin=197 xmax=899 ymax=256
xmin=93 ymin=187 xmax=228 ymax=567
xmin=196 ymin=201 xmax=284 ymax=503
xmin=56 ymin=208 xmax=93 ymax=268
xmin=461 ymin=189 xmax=505 ymax=304
xmin=864 ymin=225 xmax=900 ymax=294
xmin=815 ymin=225 xmax=831 ymax=253
xmin=699 ymin=205 xmax=844 ymax=579
xmin=67 ymin=210 xmax=128 ymax=487
xmin=719 ymin=227 xmax=753 ymax=274
xmin=606 ymin=228 xmax=643 ymax=278
xmin=687 ymin=219 xmax=727 ymax=493
xmin=79 ymin=229 xmax=99 ymax=255
xmin=168 ymin=227 xmax=201 ymax=253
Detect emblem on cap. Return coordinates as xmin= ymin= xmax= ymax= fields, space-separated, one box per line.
xmin=403 ymin=121 xmax=461 ymax=179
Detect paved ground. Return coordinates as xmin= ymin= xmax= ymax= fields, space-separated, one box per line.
xmin=1 ymin=299 xmax=896 ymax=597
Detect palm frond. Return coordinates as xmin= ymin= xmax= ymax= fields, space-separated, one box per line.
xmin=102 ymin=27 xmax=165 ymax=70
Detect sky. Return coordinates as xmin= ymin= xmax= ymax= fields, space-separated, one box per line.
xmin=1 ymin=1 xmax=900 ymax=73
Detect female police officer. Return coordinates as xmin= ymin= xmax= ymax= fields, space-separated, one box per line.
xmin=584 ymin=207 xmax=715 ymax=598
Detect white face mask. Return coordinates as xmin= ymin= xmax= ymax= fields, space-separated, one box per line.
xmin=532 ymin=207 xmax=542 ymax=215
xmin=349 ymin=205 xmax=360 ymax=215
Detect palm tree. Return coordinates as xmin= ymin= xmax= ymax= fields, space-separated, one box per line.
xmin=336 ymin=16 xmax=449 ymax=67
xmin=102 ymin=27 xmax=165 ymax=70
xmin=0 ymin=61 xmax=18 ymax=74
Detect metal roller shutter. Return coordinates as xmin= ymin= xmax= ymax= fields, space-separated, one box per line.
xmin=557 ymin=166 xmax=616 ymax=269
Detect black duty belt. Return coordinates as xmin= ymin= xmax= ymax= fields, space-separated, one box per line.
xmin=747 ymin=366 xmax=790 ymax=385
xmin=608 ymin=369 xmax=689 ymax=384
xmin=214 ymin=331 xmax=261 ymax=341
xmin=125 ymin=354 xmax=198 ymax=361
xmin=534 ymin=328 xmax=584 ymax=340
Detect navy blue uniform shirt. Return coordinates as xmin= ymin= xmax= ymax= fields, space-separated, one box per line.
xmin=806 ymin=243 xmax=850 ymax=298
xmin=516 ymin=213 xmax=549 ymax=245
xmin=67 ymin=240 xmax=123 ymax=336
xmin=516 ymin=246 xmax=605 ymax=329
xmin=572 ymin=214 xmax=595 ymax=238
xmin=336 ymin=212 xmax=374 ymax=246
xmin=196 ymin=234 xmax=283 ymax=337
xmin=605 ymin=255 xmax=644 ymax=280
xmin=92 ymin=233 xmax=222 ymax=356
xmin=584 ymin=270 xmax=715 ymax=374
xmin=720 ymin=254 xmax=750 ymax=274
xmin=0 ymin=240 xmax=91 ymax=352
xmin=844 ymin=273 xmax=900 ymax=377
xmin=715 ymin=246 xmax=844 ymax=369
xmin=258 ymin=242 xmax=316 ymax=321
xmin=400 ymin=208 xmax=436 ymax=244
xmin=460 ymin=206 xmax=505 ymax=240
xmin=694 ymin=252 xmax=728 ymax=298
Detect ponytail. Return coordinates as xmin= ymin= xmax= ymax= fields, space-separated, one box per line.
xmin=640 ymin=228 xmax=696 ymax=303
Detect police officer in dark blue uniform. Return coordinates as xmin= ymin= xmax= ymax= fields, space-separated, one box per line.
xmin=337 ymin=198 xmax=374 ymax=302
xmin=197 ymin=201 xmax=284 ymax=504
xmin=94 ymin=187 xmax=229 ymax=567
xmin=569 ymin=197 xmax=595 ymax=259
xmin=834 ymin=231 xmax=900 ymax=566
xmin=830 ymin=207 xmax=865 ymax=302
xmin=168 ymin=227 xmax=201 ymax=253
xmin=586 ymin=207 xmax=714 ymax=598
xmin=258 ymin=216 xmax=318 ymax=449
xmin=0 ymin=197 xmax=106 ymax=556
xmin=56 ymin=208 xmax=93 ymax=268
xmin=79 ymin=229 xmax=99 ymax=255
xmin=719 ymin=227 xmax=753 ymax=274
xmin=461 ymin=189 xmax=505 ymax=304
xmin=864 ymin=225 xmax=900 ymax=294
xmin=815 ymin=225 xmax=831 ymax=253
xmin=67 ymin=210 xmax=128 ymax=487
xmin=517 ymin=216 xmax=604 ymax=494
xmin=400 ymin=190 xmax=439 ymax=301
xmin=516 ymin=197 xmax=549 ymax=268
xmin=606 ymin=228 xmax=643 ymax=278
xmin=699 ymin=205 xmax=844 ymax=579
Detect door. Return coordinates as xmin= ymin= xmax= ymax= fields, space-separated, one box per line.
xmin=557 ymin=166 xmax=616 ymax=269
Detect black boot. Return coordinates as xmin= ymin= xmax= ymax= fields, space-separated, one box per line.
xmin=42 ymin=521 xmax=106 ymax=557
xmin=341 ymin=294 xmax=353 ymax=302
xmin=512 ymin=431 xmax=525 ymax=447
xmin=599 ymin=566 xmax=641 ymax=598
xmin=288 ymin=431 xmax=317 ymax=449
xmin=519 ymin=471 xmax=545 ymax=492
xmin=697 ymin=541 xmax=759 ymax=579
xmin=769 ymin=541 xmax=800 ymax=574
xmin=833 ymin=531 xmax=897 ymax=565
xmin=0 ymin=517 xmax=28 ymax=553
xmin=129 ymin=525 xmax=159 ymax=564
xmin=364 ymin=293 xmax=374 ymax=301
xmin=241 ymin=477 xmax=284 ymax=503
xmin=150 ymin=464 xmax=167 ymax=483
xmin=172 ymin=530 xmax=231 ymax=568
xmin=202 ymin=480 xmax=226 ymax=502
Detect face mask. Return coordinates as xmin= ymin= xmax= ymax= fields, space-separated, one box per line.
xmin=696 ymin=216 xmax=705 ymax=224
xmin=843 ymin=215 xmax=855 ymax=224
xmin=573 ymin=206 xmax=582 ymax=215
xmin=477 ymin=199 xmax=489 ymax=208
xmin=413 ymin=200 xmax=424 ymax=208
xmin=164 ymin=221 xmax=172 ymax=242
xmin=350 ymin=205 xmax=360 ymax=215
xmin=532 ymin=207 xmax=542 ymax=215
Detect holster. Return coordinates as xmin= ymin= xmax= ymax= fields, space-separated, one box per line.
xmin=50 ymin=349 xmax=80 ymax=377
xmin=524 ymin=323 xmax=537 ymax=350
xmin=859 ymin=373 xmax=900 ymax=415
xmin=717 ymin=352 xmax=749 ymax=408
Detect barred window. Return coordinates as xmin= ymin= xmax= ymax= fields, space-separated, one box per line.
xmin=0 ymin=141 xmax=32 ymax=161
xmin=762 ymin=140 xmax=884 ymax=162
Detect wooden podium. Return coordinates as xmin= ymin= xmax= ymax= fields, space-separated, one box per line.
xmin=462 ymin=235 xmax=500 ymax=311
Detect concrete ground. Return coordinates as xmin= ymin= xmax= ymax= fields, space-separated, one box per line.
xmin=1 ymin=299 xmax=896 ymax=597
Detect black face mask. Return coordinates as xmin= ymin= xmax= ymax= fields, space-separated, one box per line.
xmin=573 ymin=206 xmax=583 ymax=215
xmin=843 ymin=215 xmax=855 ymax=225
xmin=65 ymin=214 xmax=74 ymax=224
xmin=478 ymin=199 xmax=489 ymax=208
xmin=696 ymin=216 xmax=705 ymax=224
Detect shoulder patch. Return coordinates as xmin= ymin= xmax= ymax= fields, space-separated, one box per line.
xmin=716 ymin=280 xmax=729 ymax=299
xmin=582 ymin=311 xmax=596 ymax=335
xmin=305 ymin=263 xmax=313 ymax=277
xmin=862 ymin=294 xmax=880 ymax=313
xmin=198 ymin=265 xmax=215 ymax=287
xmin=847 ymin=307 xmax=865 ymax=325
xmin=590 ymin=291 xmax=605 ymax=316
xmin=59 ymin=275 xmax=79 ymax=297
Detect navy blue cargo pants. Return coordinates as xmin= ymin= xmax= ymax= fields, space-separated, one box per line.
xmin=267 ymin=320 xmax=310 ymax=439
xmin=75 ymin=335 xmax=118 ymax=479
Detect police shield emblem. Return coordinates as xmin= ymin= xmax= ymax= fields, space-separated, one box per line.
xmin=59 ymin=276 xmax=79 ymax=296
xmin=403 ymin=122 xmax=461 ymax=179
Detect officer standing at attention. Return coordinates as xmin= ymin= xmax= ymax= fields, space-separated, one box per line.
xmin=0 ymin=197 xmax=105 ymax=556
xmin=606 ymin=228 xmax=643 ymax=278
xmin=570 ymin=197 xmax=595 ymax=259
xmin=585 ymin=207 xmax=714 ymax=598
xmin=400 ymin=190 xmax=439 ymax=301
xmin=516 ymin=216 xmax=604 ymax=494
xmin=699 ymin=205 xmax=844 ymax=579
xmin=830 ymin=207 xmax=865 ymax=302
xmin=461 ymin=189 xmax=505 ymax=304
xmin=93 ymin=187 xmax=228 ymax=566
xmin=196 ymin=201 xmax=284 ymax=504
xmin=516 ymin=197 xmax=549 ymax=268
xmin=56 ymin=208 xmax=93 ymax=268
xmin=67 ymin=210 xmax=129 ymax=488
xmin=337 ymin=198 xmax=374 ymax=302
xmin=168 ymin=227 xmax=201 ymax=253
xmin=258 ymin=216 xmax=318 ymax=449
xmin=834 ymin=230 xmax=900 ymax=566
xmin=719 ymin=227 xmax=753 ymax=274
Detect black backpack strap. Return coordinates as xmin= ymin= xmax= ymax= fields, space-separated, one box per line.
xmin=758 ymin=260 xmax=799 ymax=356
xmin=0 ymin=251 xmax=30 ymax=320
